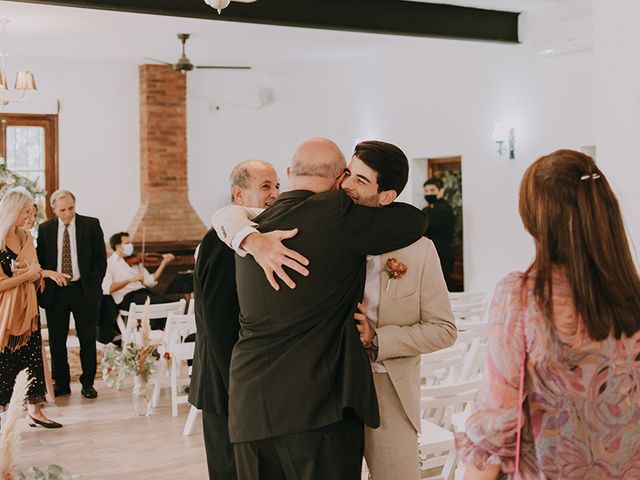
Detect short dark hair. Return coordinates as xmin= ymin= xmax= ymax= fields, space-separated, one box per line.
xmin=109 ymin=232 xmax=129 ymax=251
xmin=423 ymin=177 xmax=444 ymax=189
xmin=353 ymin=141 xmax=409 ymax=194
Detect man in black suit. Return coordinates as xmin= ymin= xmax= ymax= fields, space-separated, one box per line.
xmin=213 ymin=138 xmax=427 ymax=479
xmin=189 ymin=160 xmax=296 ymax=480
xmin=37 ymin=189 xmax=107 ymax=399
xmin=422 ymin=177 xmax=456 ymax=285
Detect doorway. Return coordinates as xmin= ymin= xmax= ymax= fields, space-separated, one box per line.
xmin=0 ymin=113 xmax=59 ymax=218
xmin=426 ymin=156 xmax=463 ymax=292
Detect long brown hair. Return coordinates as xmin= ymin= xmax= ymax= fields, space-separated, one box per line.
xmin=519 ymin=149 xmax=640 ymax=340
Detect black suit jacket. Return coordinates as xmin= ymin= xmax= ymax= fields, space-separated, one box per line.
xmin=422 ymin=200 xmax=455 ymax=277
xmin=188 ymin=229 xmax=240 ymax=415
xmin=229 ymin=190 xmax=427 ymax=443
xmin=36 ymin=214 xmax=107 ymax=308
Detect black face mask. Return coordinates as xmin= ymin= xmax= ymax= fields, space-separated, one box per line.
xmin=424 ymin=195 xmax=438 ymax=204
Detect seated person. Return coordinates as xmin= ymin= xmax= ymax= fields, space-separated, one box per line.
xmin=102 ymin=231 xmax=175 ymax=329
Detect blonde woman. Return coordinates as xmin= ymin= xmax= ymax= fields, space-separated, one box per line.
xmin=0 ymin=191 xmax=67 ymax=428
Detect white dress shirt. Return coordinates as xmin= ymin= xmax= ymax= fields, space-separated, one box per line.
xmin=57 ymin=217 xmax=80 ymax=282
xmin=364 ymin=255 xmax=387 ymax=373
xmin=102 ymin=253 xmax=157 ymax=305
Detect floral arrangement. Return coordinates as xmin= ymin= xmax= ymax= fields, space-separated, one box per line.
xmin=384 ymin=257 xmax=408 ymax=291
xmin=0 ymin=161 xmax=47 ymax=224
xmin=101 ymin=299 xmax=159 ymax=389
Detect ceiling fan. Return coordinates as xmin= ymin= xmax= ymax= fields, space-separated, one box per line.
xmin=145 ymin=33 xmax=251 ymax=73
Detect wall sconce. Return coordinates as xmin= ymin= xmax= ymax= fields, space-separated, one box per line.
xmin=492 ymin=122 xmax=515 ymax=159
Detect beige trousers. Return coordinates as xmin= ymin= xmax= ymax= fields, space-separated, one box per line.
xmin=365 ymin=373 xmax=419 ymax=480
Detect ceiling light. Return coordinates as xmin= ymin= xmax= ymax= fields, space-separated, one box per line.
xmin=1 ymin=19 xmax=37 ymax=108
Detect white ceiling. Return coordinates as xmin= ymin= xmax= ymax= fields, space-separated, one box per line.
xmin=0 ymin=0 xmax=569 ymax=72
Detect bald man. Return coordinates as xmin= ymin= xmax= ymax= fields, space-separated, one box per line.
xmin=189 ymin=160 xmax=281 ymax=480
xmin=214 ymin=138 xmax=427 ymax=480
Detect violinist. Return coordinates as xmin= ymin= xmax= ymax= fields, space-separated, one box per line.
xmin=101 ymin=231 xmax=175 ymax=329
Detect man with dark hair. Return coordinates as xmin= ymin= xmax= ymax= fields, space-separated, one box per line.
xmin=189 ymin=159 xmax=285 ymax=480
xmin=339 ymin=141 xmax=457 ymax=479
xmin=101 ymin=231 xmax=174 ymax=327
xmin=423 ymin=177 xmax=456 ymax=285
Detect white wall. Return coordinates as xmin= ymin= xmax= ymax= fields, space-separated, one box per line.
xmin=285 ymin=33 xmax=595 ymax=291
xmin=4 ymin=59 xmax=139 ymax=238
xmin=593 ymin=0 xmax=640 ymax=258
xmin=3 ymin=59 xmax=293 ymax=239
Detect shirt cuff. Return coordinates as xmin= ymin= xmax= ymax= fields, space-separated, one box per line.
xmin=231 ymin=226 xmax=260 ymax=257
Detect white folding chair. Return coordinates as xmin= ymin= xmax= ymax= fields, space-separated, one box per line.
xmin=453 ymin=329 xmax=487 ymax=352
xmin=116 ymin=299 xmax=186 ymax=345
xmin=460 ymin=342 xmax=487 ymax=381
xmin=419 ymin=378 xmax=482 ymax=479
xmin=186 ymin=295 xmax=195 ymax=315
xmin=183 ymin=404 xmax=201 ymax=436
xmin=420 ymin=345 xmax=466 ymax=386
xmin=160 ymin=313 xmax=196 ymax=416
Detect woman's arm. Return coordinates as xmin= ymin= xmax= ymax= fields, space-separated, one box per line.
xmin=0 ymin=263 xmax=41 ymax=293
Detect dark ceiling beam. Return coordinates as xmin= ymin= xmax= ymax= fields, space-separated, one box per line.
xmin=7 ymin=0 xmax=520 ymax=43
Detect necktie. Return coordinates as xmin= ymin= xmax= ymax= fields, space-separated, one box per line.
xmin=61 ymin=224 xmax=73 ymax=277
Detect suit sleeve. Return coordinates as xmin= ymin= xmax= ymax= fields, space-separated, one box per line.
xmin=341 ymin=191 xmax=427 ymax=256
xmin=210 ymin=205 xmax=263 ymax=248
xmin=376 ymin=241 xmax=457 ymax=361
xmin=92 ymin=219 xmax=107 ymax=280
xmin=195 ymin=234 xmax=238 ymax=391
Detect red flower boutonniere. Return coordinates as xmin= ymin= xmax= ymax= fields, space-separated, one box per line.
xmin=384 ymin=257 xmax=408 ymax=291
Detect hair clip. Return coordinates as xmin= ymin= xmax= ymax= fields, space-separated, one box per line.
xmin=580 ymin=173 xmax=601 ymax=181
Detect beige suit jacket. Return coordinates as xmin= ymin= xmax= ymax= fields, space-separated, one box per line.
xmin=376 ymin=237 xmax=457 ymax=433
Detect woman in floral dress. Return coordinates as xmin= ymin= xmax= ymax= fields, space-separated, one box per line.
xmin=456 ymin=150 xmax=640 ymax=479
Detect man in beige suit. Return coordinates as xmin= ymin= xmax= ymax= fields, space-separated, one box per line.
xmin=342 ymin=141 xmax=457 ymax=480
xmin=211 ymin=139 xmax=457 ymax=480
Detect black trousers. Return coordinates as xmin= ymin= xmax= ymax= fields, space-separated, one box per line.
xmin=119 ymin=288 xmax=170 ymax=330
xmin=46 ymin=282 xmax=98 ymax=389
xmin=203 ymin=411 xmax=237 ymax=480
xmin=234 ymin=411 xmax=364 ymax=480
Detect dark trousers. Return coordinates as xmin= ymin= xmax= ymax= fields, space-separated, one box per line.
xmin=234 ymin=411 xmax=364 ymax=480
xmin=119 ymin=288 xmax=170 ymax=330
xmin=203 ymin=411 xmax=237 ymax=480
xmin=46 ymin=282 xmax=98 ymax=389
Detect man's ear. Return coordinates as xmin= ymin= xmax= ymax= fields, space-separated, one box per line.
xmin=231 ymin=186 xmax=244 ymax=205
xmin=437 ymin=188 xmax=445 ymax=199
xmin=378 ymin=190 xmax=398 ymax=206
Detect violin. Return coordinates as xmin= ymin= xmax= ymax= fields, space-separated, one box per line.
xmin=124 ymin=253 xmax=164 ymax=266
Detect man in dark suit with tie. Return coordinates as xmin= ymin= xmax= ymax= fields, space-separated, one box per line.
xmin=189 ymin=160 xmax=292 ymax=480
xmin=213 ymin=138 xmax=427 ymax=479
xmin=37 ymin=189 xmax=107 ymax=399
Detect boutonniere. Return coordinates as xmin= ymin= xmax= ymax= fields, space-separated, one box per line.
xmin=384 ymin=257 xmax=408 ymax=291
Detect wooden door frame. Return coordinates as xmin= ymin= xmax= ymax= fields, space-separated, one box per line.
xmin=0 ymin=113 xmax=59 ymax=218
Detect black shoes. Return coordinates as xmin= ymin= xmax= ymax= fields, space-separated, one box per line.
xmin=28 ymin=415 xmax=63 ymax=429
xmin=53 ymin=385 xmax=71 ymax=397
xmin=81 ymin=386 xmax=98 ymax=399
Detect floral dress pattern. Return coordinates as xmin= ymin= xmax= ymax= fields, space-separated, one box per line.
xmin=456 ymin=270 xmax=640 ymax=479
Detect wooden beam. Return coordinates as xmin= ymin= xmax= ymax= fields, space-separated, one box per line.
xmin=6 ymin=0 xmax=519 ymax=43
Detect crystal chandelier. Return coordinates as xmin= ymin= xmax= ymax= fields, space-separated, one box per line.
xmin=0 ymin=19 xmax=37 ymax=108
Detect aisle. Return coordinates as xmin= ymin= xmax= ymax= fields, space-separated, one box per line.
xmin=15 ymin=381 xmax=208 ymax=479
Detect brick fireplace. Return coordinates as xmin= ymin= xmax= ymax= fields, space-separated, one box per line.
xmin=127 ymin=64 xmax=207 ymax=293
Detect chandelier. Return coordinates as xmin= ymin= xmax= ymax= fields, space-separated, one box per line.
xmin=203 ymin=0 xmax=257 ymax=15
xmin=1 ymin=19 xmax=37 ymax=108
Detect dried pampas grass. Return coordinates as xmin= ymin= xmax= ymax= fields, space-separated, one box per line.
xmin=0 ymin=369 xmax=32 ymax=478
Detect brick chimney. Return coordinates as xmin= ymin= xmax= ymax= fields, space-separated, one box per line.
xmin=128 ymin=64 xmax=207 ymax=251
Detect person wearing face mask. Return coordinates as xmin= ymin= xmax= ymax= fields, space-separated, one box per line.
xmin=101 ymin=232 xmax=174 ymax=329
xmin=422 ymin=178 xmax=455 ymax=287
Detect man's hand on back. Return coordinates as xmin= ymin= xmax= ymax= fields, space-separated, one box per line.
xmin=241 ymin=228 xmax=310 ymax=291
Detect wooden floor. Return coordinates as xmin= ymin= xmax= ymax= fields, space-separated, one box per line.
xmin=14 ymin=381 xmax=209 ymax=479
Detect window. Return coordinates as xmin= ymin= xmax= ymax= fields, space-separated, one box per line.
xmin=0 ymin=114 xmax=58 ymax=217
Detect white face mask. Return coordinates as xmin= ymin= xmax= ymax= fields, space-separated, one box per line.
xmin=122 ymin=243 xmax=134 ymax=256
